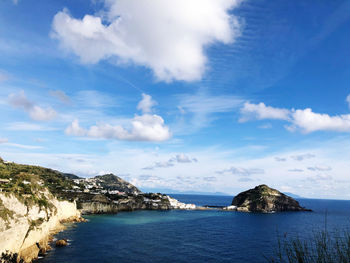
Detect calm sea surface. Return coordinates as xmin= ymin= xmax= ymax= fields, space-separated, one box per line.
xmin=37 ymin=195 xmax=350 ymax=263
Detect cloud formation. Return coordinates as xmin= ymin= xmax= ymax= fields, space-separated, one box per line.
xmin=8 ymin=91 xmax=57 ymax=121
xmin=143 ymin=153 xmax=197 ymax=170
xmin=0 ymin=138 xmax=43 ymax=149
xmin=240 ymin=98 xmax=350 ymax=133
xmin=289 ymin=108 xmax=350 ymax=133
xmin=307 ymin=166 xmax=332 ymax=172
xmin=216 ymin=166 xmax=264 ymax=176
xmin=170 ymin=153 xmax=198 ymax=163
xmin=66 ymin=93 xmax=171 ymax=142
xmin=137 ymin=93 xmax=157 ymax=114
xmin=239 ymin=102 xmax=290 ymax=122
xmin=51 ymin=0 xmax=241 ymax=82
xmin=290 ymin=153 xmax=315 ymax=161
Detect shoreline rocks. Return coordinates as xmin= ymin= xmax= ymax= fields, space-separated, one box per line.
xmin=55 ymin=239 xmax=68 ymax=247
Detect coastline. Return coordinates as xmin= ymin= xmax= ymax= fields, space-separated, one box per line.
xmin=0 ymin=193 xmax=83 ymax=263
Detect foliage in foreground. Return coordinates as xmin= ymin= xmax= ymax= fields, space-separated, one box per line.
xmin=268 ymin=230 xmax=350 ymax=263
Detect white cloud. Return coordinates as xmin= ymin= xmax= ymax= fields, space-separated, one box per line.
xmin=3 ymin=143 xmax=43 ymax=150
xmin=143 ymin=153 xmax=197 ymax=170
xmin=65 ymin=119 xmax=87 ymax=136
xmin=0 ymin=138 xmax=43 ymax=149
xmin=240 ymin=98 xmax=350 ymax=133
xmin=66 ymin=94 xmax=171 ymax=142
xmin=239 ymin=102 xmax=290 ymax=122
xmin=216 ymin=166 xmax=265 ymax=176
xmin=66 ymin=114 xmax=171 ymax=142
xmin=143 ymin=161 xmax=174 ymax=170
xmin=171 ymin=153 xmax=198 ymax=163
xmin=137 ymin=93 xmax=157 ymax=114
xmin=8 ymin=91 xmax=57 ymax=121
xmin=289 ymin=108 xmax=350 ymax=133
xmin=51 ymin=0 xmax=242 ymax=82
xmin=29 ymin=106 xmax=57 ymax=121
xmin=346 ymin=95 xmax=350 ymax=109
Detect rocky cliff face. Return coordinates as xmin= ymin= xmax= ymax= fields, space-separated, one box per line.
xmin=231 ymin=185 xmax=311 ymax=213
xmin=78 ymin=193 xmax=196 ymax=214
xmin=0 ymin=192 xmax=81 ymax=263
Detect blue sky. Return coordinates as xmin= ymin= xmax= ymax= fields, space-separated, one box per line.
xmin=1 ymin=0 xmax=350 ymax=198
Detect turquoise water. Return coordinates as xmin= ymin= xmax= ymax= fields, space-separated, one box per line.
xmin=37 ymin=195 xmax=350 ymax=263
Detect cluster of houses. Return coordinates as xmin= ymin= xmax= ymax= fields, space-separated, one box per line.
xmin=70 ymin=178 xmax=127 ymax=195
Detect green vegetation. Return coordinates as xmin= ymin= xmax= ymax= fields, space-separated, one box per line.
xmin=0 ymin=158 xmax=76 ymax=192
xmin=29 ymin=218 xmax=45 ymax=231
xmin=0 ymin=198 xmax=14 ymax=222
xmin=268 ymin=230 xmax=350 ymax=263
xmin=0 ymin=158 xmax=77 ymax=212
xmin=0 ymin=160 xmax=76 ymax=194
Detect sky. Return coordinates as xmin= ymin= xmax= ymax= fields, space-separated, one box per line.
xmin=1 ymin=0 xmax=350 ymax=199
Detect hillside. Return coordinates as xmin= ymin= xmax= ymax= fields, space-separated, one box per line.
xmin=0 ymin=158 xmax=82 ymax=263
xmin=232 ymin=185 xmax=311 ymax=213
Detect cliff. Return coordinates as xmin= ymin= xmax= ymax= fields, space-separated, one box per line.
xmin=73 ymin=193 xmax=195 ymax=214
xmin=231 ymin=185 xmax=311 ymax=213
xmin=0 ymin=192 xmax=81 ymax=263
xmin=0 ymin=158 xmax=83 ymax=262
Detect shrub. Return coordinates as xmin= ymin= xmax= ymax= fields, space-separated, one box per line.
xmin=268 ymin=230 xmax=350 ymax=263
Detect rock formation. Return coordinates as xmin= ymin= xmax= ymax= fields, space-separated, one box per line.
xmin=55 ymin=239 xmax=68 ymax=247
xmin=231 ymin=184 xmax=311 ymax=213
xmin=0 ymin=193 xmax=81 ymax=262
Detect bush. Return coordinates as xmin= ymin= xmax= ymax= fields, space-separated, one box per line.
xmin=268 ymin=230 xmax=350 ymax=263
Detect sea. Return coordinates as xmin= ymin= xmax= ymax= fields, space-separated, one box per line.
xmin=36 ymin=195 xmax=350 ymax=263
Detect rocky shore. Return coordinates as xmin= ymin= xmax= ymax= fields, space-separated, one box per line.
xmin=0 ymin=193 xmax=82 ymax=263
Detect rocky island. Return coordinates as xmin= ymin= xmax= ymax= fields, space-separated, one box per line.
xmin=231 ymin=184 xmax=311 ymax=213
